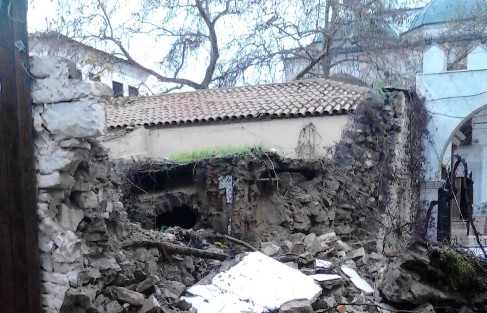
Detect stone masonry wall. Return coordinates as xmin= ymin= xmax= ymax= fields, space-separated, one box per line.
xmin=31 ymin=56 xmax=112 ymax=312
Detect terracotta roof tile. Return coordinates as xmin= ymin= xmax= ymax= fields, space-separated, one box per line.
xmin=106 ymin=78 xmax=372 ymax=129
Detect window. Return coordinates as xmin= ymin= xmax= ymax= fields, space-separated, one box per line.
xmin=128 ymin=85 xmax=139 ymax=96
xmin=112 ymin=81 xmax=123 ymax=98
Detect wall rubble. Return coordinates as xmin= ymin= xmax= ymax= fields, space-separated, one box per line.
xmin=122 ymin=88 xmax=423 ymax=261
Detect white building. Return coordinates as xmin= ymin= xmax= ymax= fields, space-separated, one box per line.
xmin=29 ymin=32 xmax=155 ymax=97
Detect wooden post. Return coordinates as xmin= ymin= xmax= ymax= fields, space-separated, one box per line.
xmin=0 ymin=1 xmax=41 ymax=313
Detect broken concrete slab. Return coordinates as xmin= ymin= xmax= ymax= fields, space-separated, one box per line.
xmin=341 ymin=265 xmax=374 ymax=295
xmin=182 ymin=252 xmax=321 ymax=313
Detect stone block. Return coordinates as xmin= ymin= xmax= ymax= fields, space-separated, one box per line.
xmin=261 ymin=242 xmax=281 ymax=256
xmin=58 ymin=203 xmax=84 ymax=232
xmin=41 ymin=99 xmax=106 ymax=139
xmin=42 ymin=271 xmax=70 ymax=286
xmin=136 ymin=275 xmax=160 ymax=293
xmin=108 ymin=286 xmax=145 ymax=306
xmin=279 ymin=299 xmax=313 ymax=313
xmin=37 ymin=172 xmax=75 ymax=189
xmin=32 ymin=78 xmax=113 ymax=104
xmin=138 ymin=295 xmax=161 ymax=313
xmin=74 ymin=191 xmax=99 ymax=209
xmin=30 ymin=56 xmax=70 ymax=79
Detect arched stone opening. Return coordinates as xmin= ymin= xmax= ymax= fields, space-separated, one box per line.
xmin=156 ymin=204 xmax=199 ymax=230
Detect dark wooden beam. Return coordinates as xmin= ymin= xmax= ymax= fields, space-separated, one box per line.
xmin=0 ymin=1 xmax=41 ymax=313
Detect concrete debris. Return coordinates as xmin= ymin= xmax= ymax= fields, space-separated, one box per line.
xmin=340 ymin=265 xmax=374 ymax=295
xmin=182 ymin=252 xmax=321 ymax=313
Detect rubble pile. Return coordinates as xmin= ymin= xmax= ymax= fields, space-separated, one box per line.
xmin=32 ymin=55 xmax=487 ymax=313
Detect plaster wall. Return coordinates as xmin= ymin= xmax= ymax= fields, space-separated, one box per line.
xmin=103 ymin=115 xmax=350 ymax=160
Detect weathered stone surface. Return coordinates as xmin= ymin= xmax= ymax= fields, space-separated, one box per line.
xmin=138 ymin=295 xmax=161 ymax=313
xmin=58 ymin=203 xmax=84 ymax=232
xmin=62 ymin=287 xmax=98 ymax=310
xmin=42 ymin=271 xmax=70 ymax=286
xmin=77 ymin=268 xmax=101 ymax=286
xmin=107 ymin=286 xmax=145 ymax=306
xmin=32 ymin=78 xmax=113 ymax=104
xmin=41 ymin=99 xmax=106 ymax=139
xmin=106 ymin=300 xmax=124 ymax=313
xmin=74 ymin=191 xmax=99 ymax=209
xmin=261 ymin=242 xmax=281 ymax=256
xmin=279 ymin=299 xmax=313 ymax=313
xmin=90 ymin=257 xmax=121 ymax=271
xmin=37 ymin=172 xmax=75 ymax=189
xmin=136 ymin=275 xmax=160 ymax=293
xmin=30 ymin=56 xmax=71 ymax=79
xmin=346 ymin=247 xmax=365 ymax=260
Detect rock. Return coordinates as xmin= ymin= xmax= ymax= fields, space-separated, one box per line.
xmin=62 ymin=287 xmax=98 ymax=310
xmin=42 ymin=293 xmax=64 ymax=310
xmin=59 ymin=138 xmax=91 ymax=149
xmin=279 ymin=299 xmax=313 ymax=313
xmin=30 ymin=56 xmax=71 ymax=79
xmin=378 ymin=245 xmax=460 ymax=306
xmin=281 ymin=240 xmax=294 ymax=253
xmin=137 ymin=275 xmax=160 ymax=293
xmin=41 ymin=282 xmax=70 ymax=299
xmin=346 ymin=247 xmax=365 ymax=260
xmin=42 ymin=271 xmax=70 ymax=286
xmin=165 ymin=280 xmax=186 ymax=297
xmin=106 ymin=300 xmax=124 ymax=313
xmin=77 ymin=268 xmax=101 ymax=286
xmin=261 ymin=242 xmax=281 ymax=256
xmin=41 ymin=99 xmax=106 ymax=139
xmin=303 ymin=233 xmax=323 ymax=255
xmin=138 ymin=295 xmax=161 ymax=313
xmin=413 ymin=303 xmax=435 ymax=313
xmin=107 ymin=286 xmax=145 ymax=306
xmin=74 ymin=191 xmax=99 ymax=209
xmin=32 ymin=77 xmax=113 ymax=104
xmin=335 ymin=224 xmax=353 ymax=235
xmin=317 ymin=232 xmax=338 ymax=245
xmin=37 ymin=172 xmax=75 ymax=189
xmin=90 ymin=257 xmax=121 ymax=271
xmin=58 ymin=203 xmax=84 ymax=232
xmin=334 ymin=240 xmax=352 ymax=252
xmin=292 ymin=242 xmax=306 ymax=255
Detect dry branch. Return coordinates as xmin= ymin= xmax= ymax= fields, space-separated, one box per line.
xmin=123 ymin=240 xmax=228 ymax=261
xmin=220 ymin=234 xmax=258 ymax=251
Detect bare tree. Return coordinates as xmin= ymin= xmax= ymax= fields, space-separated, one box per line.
xmin=268 ymin=0 xmax=411 ymax=83
xmin=44 ymin=0 xmax=415 ymax=91
xmin=50 ymin=0 xmax=283 ymax=92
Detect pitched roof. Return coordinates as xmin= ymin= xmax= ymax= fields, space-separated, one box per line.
xmin=106 ymin=79 xmax=373 ymax=129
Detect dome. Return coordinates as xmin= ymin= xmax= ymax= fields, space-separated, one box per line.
xmin=409 ymin=0 xmax=487 ymax=30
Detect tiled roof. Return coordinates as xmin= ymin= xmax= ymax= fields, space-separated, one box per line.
xmin=106 ymin=79 xmax=373 ymax=129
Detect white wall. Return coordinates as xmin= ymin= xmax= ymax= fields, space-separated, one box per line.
xmin=102 ymin=115 xmax=350 ymax=160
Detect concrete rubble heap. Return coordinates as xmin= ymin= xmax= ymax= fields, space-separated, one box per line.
xmin=31 ymin=56 xmax=487 ymax=313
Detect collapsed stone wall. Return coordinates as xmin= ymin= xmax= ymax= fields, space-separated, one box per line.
xmin=31 ymin=56 xmax=111 ymax=312
xmin=33 ymin=56 xmax=240 ymax=313
xmin=31 ymin=55 xmax=425 ymax=312
xmin=122 ymin=88 xmax=424 ymax=256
